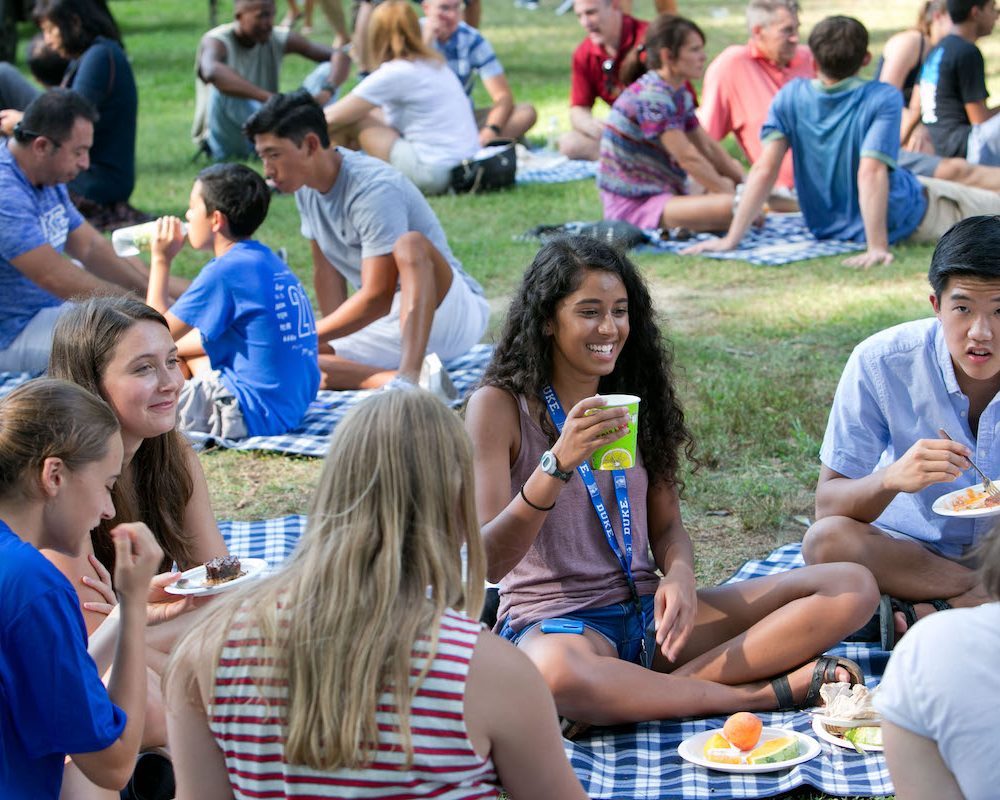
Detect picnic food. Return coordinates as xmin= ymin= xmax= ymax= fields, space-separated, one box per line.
xmin=703 ymin=733 xmax=742 ymax=764
xmin=948 ymin=485 xmax=1000 ymax=512
xmin=746 ymin=736 xmax=800 ymax=764
xmin=818 ymin=682 xmax=879 ymax=720
xmin=722 ymin=711 xmax=763 ymax=750
xmin=843 ymin=726 xmax=882 ymax=748
xmin=205 ymin=555 xmax=243 ymax=585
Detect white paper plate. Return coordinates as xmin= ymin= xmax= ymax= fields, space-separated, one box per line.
xmin=932 ymin=483 xmax=1000 ymax=518
xmin=677 ymin=726 xmax=820 ymax=773
xmin=165 ymin=557 xmax=268 ymax=596
xmin=811 ymin=717 xmax=883 ymax=753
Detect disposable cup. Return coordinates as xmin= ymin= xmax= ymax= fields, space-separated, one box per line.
xmin=587 ymin=394 xmax=640 ymax=470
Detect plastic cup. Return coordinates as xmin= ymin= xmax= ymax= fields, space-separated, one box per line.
xmin=587 ymin=394 xmax=640 ymax=470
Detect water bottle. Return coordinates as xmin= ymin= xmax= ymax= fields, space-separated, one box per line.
xmin=111 ymin=221 xmax=188 ymax=257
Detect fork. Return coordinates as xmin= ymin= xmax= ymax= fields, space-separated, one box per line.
xmin=938 ymin=428 xmax=1000 ymax=498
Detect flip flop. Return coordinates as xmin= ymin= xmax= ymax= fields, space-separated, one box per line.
xmin=770 ymin=654 xmax=865 ymax=711
xmin=846 ymin=594 xmax=952 ymax=651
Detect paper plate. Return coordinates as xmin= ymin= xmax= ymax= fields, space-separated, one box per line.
xmin=165 ymin=558 xmax=268 ymax=597
xmin=932 ymin=483 xmax=1000 ymax=518
xmin=811 ymin=717 xmax=883 ymax=753
xmin=677 ymin=727 xmax=820 ymax=773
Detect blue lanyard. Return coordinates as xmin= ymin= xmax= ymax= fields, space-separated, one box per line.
xmin=541 ymin=385 xmax=645 ymax=629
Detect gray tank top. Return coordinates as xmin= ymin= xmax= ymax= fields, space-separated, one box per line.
xmin=497 ymin=393 xmax=661 ymax=632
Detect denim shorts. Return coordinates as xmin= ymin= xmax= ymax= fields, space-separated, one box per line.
xmin=499 ymin=594 xmax=655 ymax=666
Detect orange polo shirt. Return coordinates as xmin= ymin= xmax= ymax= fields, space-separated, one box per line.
xmin=698 ymin=42 xmax=815 ymax=190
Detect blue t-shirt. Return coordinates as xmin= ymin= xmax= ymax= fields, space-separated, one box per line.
xmin=65 ymin=37 xmax=138 ymax=204
xmin=0 ymin=520 xmax=126 ymax=799
xmin=762 ymin=77 xmax=927 ymax=243
xmin=0 ymin=141 xmax=84 ymax=350
xmin=169 ymin=240 xmax=320 ymax=437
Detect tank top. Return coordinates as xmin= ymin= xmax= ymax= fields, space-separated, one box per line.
xmin=209 ymin=607 xmax=499 ymax=799
xmin=497 ymin=393 xmax=661 ymax=632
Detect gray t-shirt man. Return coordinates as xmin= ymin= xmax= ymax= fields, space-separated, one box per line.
xmin=295 ymin=148 xmax=487 ymax=368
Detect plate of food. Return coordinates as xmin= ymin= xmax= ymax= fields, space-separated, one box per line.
xmin=678 ymin=713 xmax=820 ymax=774
xmin=932 ymin=483 xmax=1000 ymax=517
xmin=165 ymin=556 xmax=268 ymax=596
xmin=811 ymin=717 xmax=883 ymax=753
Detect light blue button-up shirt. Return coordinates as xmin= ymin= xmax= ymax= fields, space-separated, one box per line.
xmin=820 ymin=317 xmax=1000 ymax=557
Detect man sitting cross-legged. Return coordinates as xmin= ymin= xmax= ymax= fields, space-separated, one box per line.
xmin=245 ymin=90 xmax=489 ymax=390
xmin=0 ymin=89 xmax=183 ymax=374
xmin=421 ymin=0 xmax=537 ymax=144
xmin=802 ymin=215 xmax=1000 ymax=648
xmin=193 ymin=0 xmax=349 ymax=161
xmin=685 ymin=15 xmax=1000 ymax=269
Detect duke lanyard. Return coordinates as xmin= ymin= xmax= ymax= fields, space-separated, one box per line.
xmin=541 ymin=385 xmax=648 ymax=655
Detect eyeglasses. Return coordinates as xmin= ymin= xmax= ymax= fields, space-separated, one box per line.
xmin=13 ymin=121 xmax=61 ymax=149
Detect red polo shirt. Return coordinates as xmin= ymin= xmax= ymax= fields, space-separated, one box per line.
xmin=698 ymin=41 xmax=815 ymax=189
xmin=570 ymin=14 xmax=649 ymax=108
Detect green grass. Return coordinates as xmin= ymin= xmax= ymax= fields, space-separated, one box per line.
xmin=14 ymin=2 xmax=974 ymax=796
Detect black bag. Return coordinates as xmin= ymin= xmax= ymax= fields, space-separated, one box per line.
xmin=449 ymin=140 xmax=517 ymax=194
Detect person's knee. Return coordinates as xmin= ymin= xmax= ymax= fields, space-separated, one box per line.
xmin=801 ymin=516 xmax=859 ymax=565
xmin=934 ymin=158 xmax=973 ymax=183
xmin=529 ymin=640 xmax=593 ymax=700
xmin=519 ymin=102 xmax=538 ymax=132
xmin=392 ymin=231 xmax=435 ymax=275
xmin=817 ymin=562 xmax=880 ymax=620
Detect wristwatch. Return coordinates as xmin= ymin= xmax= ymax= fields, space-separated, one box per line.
xmin=540 ymin=450 xmax=573 ymax=482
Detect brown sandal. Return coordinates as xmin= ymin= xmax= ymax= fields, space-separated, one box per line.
xmin=770 ymin=655 xmax=865 ymax=711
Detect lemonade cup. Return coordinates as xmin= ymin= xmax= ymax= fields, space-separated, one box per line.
xmin=587 ymin=394 xmax=640 ymax=470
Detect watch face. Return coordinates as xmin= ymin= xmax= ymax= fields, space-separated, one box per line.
xmin=541 ymin=452 xmax=555 ymax=472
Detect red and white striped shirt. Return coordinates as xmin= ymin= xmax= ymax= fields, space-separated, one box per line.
xmin=209 ymin=608 xmax=499 ymax=799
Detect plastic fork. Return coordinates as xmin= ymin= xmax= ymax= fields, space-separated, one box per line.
xmin=938 ymin=428 xmax=1000 ymax=499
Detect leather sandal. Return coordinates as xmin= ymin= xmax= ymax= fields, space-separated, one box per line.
xmin=770 ymin=654 xmax=865 ymax=711
xmin=846 ymin=594 xmax=952 ymax=651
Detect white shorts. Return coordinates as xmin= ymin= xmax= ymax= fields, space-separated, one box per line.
xmin=330 ymin=272 xmax=489 ymax=371
xmin=388 ymin=137 xmax=455 ymax=195
xmin=0 ymin=304 xmax=66 ymax=374
xmin=178 ymin=370 xmax=248 ymax=440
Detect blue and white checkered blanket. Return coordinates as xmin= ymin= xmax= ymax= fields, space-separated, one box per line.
xmin=217 ymin=522 xmax=892 ymax=799
xmin=564 ymin=542 xmax=893 ymax=799
xmin=0 ymin=344 xmax=493 ymax=458
xmin=642 ymin=213 xmax=865 ymax=267
xmin=516 ymin=149 xmax=598 ymax=185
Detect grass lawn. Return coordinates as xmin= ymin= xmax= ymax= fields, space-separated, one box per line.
xmin=16 ymin=0 xmax=1000 ymax=796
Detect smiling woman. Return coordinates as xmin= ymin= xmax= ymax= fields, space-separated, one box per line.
xmin=465 ymin=236 xmax=879 ymax=728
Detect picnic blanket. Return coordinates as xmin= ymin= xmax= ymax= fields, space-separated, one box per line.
xmin=564 ymin=542 xmax=893 ymax=799
xmin=0 ymin=344 xmax=494 ymax=458
xmin=515 ymin=146 xmax=599 ymax=185
xmin=641 ymin=213 xmax=866 ymax=266
xmin=215 ymin=523 xmax=892 ymax=798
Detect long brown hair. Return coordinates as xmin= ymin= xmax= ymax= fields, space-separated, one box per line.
xmin=48 ymin=297 xmax=195 ymax=572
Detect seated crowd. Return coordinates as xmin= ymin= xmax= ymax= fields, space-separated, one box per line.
xmin=4 ymin=1 xmax=1000 ymax=799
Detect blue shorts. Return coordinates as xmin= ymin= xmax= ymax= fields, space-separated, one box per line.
xmin=499 ymin=594 xmax=655 ymax=666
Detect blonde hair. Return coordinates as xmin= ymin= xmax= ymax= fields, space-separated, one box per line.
xmin=366 ymin=0 xmax=442 ymax=71
xmin=167 ymin=390 xmax=485 ymax=770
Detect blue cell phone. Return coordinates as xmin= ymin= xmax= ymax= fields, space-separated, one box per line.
xmin=539 ymin=618 xmax=585 ymax=635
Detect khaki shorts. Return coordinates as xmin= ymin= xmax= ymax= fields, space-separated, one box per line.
xmin=911 ymin=176 xmax=1000 ymax=243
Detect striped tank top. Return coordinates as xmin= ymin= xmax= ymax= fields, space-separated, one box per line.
xmin=209 ymin=608 xmax=499 ymax=799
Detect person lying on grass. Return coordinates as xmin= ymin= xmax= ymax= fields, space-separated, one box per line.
xmin=164 ymin=389 xmax=589 ymax=799
xmin=802 ymin=215 xmax=1000 ymax=651
xmin=0 ymin=379 xmax=162 ymax=799
xmin=465 ymin=235 xmax=879 ymax=729
xmin=147 ymin=163 xmax=320 ymax=440
xmin=683 ymin=15 xmax=1000 ymax=268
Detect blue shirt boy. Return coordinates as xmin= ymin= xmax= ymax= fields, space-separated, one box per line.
xmin=169 ymin=240 xmax=320 ymax=437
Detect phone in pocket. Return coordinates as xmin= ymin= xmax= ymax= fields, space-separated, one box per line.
xmin=539 ymin=618 xmax=585 ymax=635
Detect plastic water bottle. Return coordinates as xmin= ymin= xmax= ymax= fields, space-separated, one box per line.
xmin=111 ymin=221 xmax=187 ymax=257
